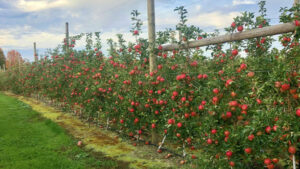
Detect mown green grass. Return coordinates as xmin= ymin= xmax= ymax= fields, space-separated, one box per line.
xmin=0 ymin=92 xmax=128 ymax=169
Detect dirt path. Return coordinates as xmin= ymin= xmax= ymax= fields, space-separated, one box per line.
xmin=5 ymin=92 xmax=180 ymax=169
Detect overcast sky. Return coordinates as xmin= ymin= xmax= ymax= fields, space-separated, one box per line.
xmin=0 ymin=0 xmax=294 ymax=61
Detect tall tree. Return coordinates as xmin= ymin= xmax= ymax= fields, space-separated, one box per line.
xmin=6 ymin=50 xmax=23 ymax=70
xmin=0 ymin=48 xmax=5 ymax=68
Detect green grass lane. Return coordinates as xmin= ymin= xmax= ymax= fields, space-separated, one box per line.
xmin=0 ymin=92 xmax=127 ymax=169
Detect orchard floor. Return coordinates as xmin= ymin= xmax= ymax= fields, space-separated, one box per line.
xmin=0 ymin=92 xmax=182 ymax=169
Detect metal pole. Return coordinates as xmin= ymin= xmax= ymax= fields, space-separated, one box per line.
xmin=147 ymin=0 xmax=156 ymax=73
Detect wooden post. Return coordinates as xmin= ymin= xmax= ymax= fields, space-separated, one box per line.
xmin=65 ymin=22 xmax=69 ymax=52
xmin=147 ymin=0 xmax=159 ymax=144
xmin=34 ymin=42 xmax=37 ymax=62
xmin=18 ymin=55 xmax=21 ymax=72
xmin=147 ymin=0 xmax=156 ymax=73
xmin=162 ymin=23 xmax=296 ymax=51
xmin=178 ymin=30 xmax=182 ymax=42
xmin=294 ymin=0 xmax=299 ymax=7
xmin=3 ymin=64 xmax=5 ymax=72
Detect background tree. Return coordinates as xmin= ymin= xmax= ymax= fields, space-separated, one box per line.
xmin=6 ymin=50 xmax=23 ymax=70
xmin=0 ymin=48 xmax=5 ymax=69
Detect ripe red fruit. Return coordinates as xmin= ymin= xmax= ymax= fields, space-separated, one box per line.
xmin=176 ymin=133 xmax=181 ymax=137
xmin=247 ymin=71 xmax=255 ymax=77
xmin=168 ymin=119 xmax=175 ymax=124
xmin=237 ymin=25 xmax=244 ymax=32
xmin=213 ymin=88 xmax=219 ymax=94
xmin=256 ymin=98 xmax=262 ymax=104
xmin=296 ymin=109 xmax=300 ymax=117
xmin=157 ymin=65 xmax=162 ymax=69
xmin=198 ymin=105 xmax=204 ymax=110
xmin=244 ymin=148 xmax=252 ymax=154
xmin=120 ymin=119 xmax=124 ymax=124
xmin=294 ymin=20 xmax=300 ymax=26
xmin=184 ymin=113 xmax=190 ymax=118
xmin=77 ymin=141 xmax=82 ymax=146
xmin=272 ymin=158 xmax=279 ymax=164
xmin=265 ymin=126 xmax=272 ymax=134
xmin=267 ymin=164 xmax=274 ymax=169
xmin=133 ymin=30 xmax=139 ymax=35
xmin=172 ymin=91 xmax=178 ymax=97
xmin=151 ymin=123 xmax=156 ymax=128
xmin=226 ymin=150 xmax=233 ymax=158
xmin=264 ymin=158 xmax=271 ymax=165
xmin=288 ymin=146 xmax=296 ymax=154
xmin=229 ymin=161 xmax=235 ymax=167
xmin=229 ymin=101 xmax=238 ymax=107
xmin=134 ymin=118 xmax=139 ymax=124
xmin=186 ymin=137 xmax=192 ymax=143
xmin=281 ymin=84 xmax=290 ymax=91
xmin=240 ymin=63 xmax=247 ymax=70
xmin=211 ymin=129 xmax=217 ymax=134
xmin=158 ymin=45 xmax=163 ymax=50
xmin=231 ymin=49 xmax=238 ymax=56
xmin=274 ymin=81 xmax=281 ymax=88
xmin=241 ymin=104 xmax=248 ymax=110
xmin=226 ymin=112 xmax=232 ymax=118
xmin=248 ymin=134 xmax=255 ymax=141
xmin=224 ymin=131 xmax=230 ymax=137
xmin=177 ymin=122 xmax=182 ymax=128
xmin=191 ymin=111 xmax=196 ymax=117
xmin=207 ymin=138 xmax=213 ymax=144
xmin=231 ymin=22 xmax=236 ymax=28
xmin=190 ymin=146 xmax=195 ymax=150
xmin=191 ymin=155 xmax=197 ymax=159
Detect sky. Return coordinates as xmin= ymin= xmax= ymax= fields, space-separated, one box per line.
xmin=0 ymin=0 xmax=295 ymax=61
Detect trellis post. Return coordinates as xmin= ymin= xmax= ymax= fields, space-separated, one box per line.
xmin=147 ymin=0 xmax=160 ymax=145
xmin=65 ymin=22 xmax=69 ymax=52
xmin=147 ymin=0 xmax=156 ymax=73
xmin=294 ymin=0 xmax=299 ymax=7
xmin=34 ymin=42 xmax=37 ymax=62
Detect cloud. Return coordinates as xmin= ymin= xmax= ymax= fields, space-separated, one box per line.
xmin=189 ymin=11 xmax=240 ymax=28
xmin=16 ymin=0 xmax=69 ymax=12
xmin=156 ymin=11 xmax=240 ymax=29
xmin=0 ymin=26 xmax=64 ymax=49
xmin=232 ymin=0 xmax=256 ymax=6
xmin=195 ymin=5 xmax=201 ymax=11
